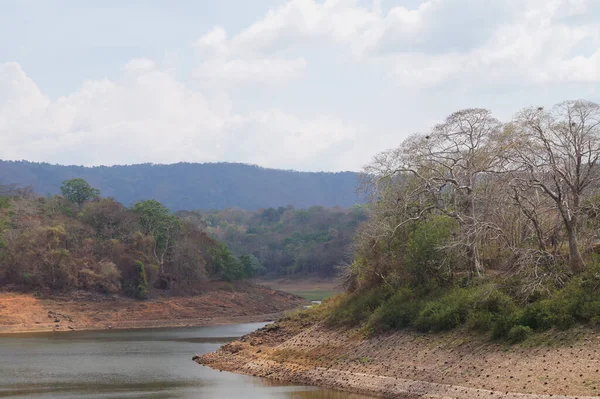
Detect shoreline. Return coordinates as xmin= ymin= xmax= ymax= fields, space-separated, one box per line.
xmin=197 ymin=318 xmax=600 ymax=399
xmin=0 ymin=285 xmax=306 ymax=334
xmin=0 ymin=312 xmax=286 ymax=335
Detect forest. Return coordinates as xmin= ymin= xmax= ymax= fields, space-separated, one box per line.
xmin=321 ymin=100 xmax=600 ymax=342
xmin=0 ymin=161 xmax=360 ymax=211
xmin=199 ymin=204 xmax=368 ymax=277
xmin=0 ymin=179 xmax=258 ymax=298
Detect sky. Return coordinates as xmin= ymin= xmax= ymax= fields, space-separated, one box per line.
xmin=1 ymin=0 xmax=599 ymax=172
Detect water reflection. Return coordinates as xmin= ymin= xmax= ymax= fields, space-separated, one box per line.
xmin=0 ymin=324 xmax=370 ymax=399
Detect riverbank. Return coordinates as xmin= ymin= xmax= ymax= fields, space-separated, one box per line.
xmin=0 ymin=282 xmax=306 ymax=333
xmin=197 ymin=314 xmax=600 ymax=398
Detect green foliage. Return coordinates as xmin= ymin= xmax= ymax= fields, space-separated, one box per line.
xmin=238 ymin=254 xmax=265 ymax=277
xmin=0 ymin=197 xmax=11 ymax=209
xmin=60 ymin=178 xmax=100 ymax=205
xmin=367 ymin=287 xmax=422 ymax=332
xmin=203 ymin=206 xmax=364 ymax=277
xmin=135 ymin=260 xmax=148 ymax=299
xmin=413 ymin=288 xmax=477 ymax=332
xmin=405 ymin=215 xmax=459 ymax=285
xmin=327 ymin=288 xmax=390 ymax=327
xmin=132 ymin=200 xmax=181 ymax=249
xmin=207 ymin=243 xmax=245 ymax=282
xmin=521 ymin=301 xmax=554 ymax=331
xmin=507 ymin=325 xmax=532 ymax=344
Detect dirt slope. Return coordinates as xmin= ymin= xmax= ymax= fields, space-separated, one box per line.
xmin=0 ymin=283 xmax=306 ymax=333
xmin=198 ymin=317 xmax=600 ymax=398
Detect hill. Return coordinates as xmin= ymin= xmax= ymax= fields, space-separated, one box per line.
xmin=0 ymin=161 xmax=361 ymax=211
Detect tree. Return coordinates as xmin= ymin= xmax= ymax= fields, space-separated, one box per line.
xmin=131 ymin=199 xmax=181 ymax=273
xmin=134 ymin=260 xmax=149 ymax=299
xmin=364 ymin=108 xmax=506 ymax=276
xmin=239 ymin=254 xmax=265 ymax=277
xmin=510 ymin=100 xmax=600 ymax=272
xmin=60 ymin=178 xmax=100 ymax=206
xmin=207 ymin=243 xmax=244 ymax=281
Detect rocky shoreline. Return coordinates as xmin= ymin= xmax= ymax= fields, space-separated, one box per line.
xmin=197 ymin=318 xmax=600 ymax=398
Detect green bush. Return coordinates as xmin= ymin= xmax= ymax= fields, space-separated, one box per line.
xmin=492 ymin=311 xmax=523 ymax=340
xmin=404 ymin=215 xmax=459 ymax=285
xmin=466 ymin=311 xmax=494 ymax=332
xmin=507 ymin=325 xmax=532 ymax=344
xmin=367 ymin=287 xmax=423 ymax=331
xmin=327 ymin=288 xmax=389 ymax=327
xmin=521 ymin=301 xmax=554 ymax=331
xmin=413 ymin=289 xmax=476 ymax=332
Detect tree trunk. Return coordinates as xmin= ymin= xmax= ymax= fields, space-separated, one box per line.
xmin=566 ymin=224 xmax=585 ymax=273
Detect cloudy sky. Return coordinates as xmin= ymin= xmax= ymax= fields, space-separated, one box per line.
xmin=1 ymin=0 xmax=599 ymax=172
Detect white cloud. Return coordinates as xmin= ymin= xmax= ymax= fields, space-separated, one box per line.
xmin=193 ymin=57 xmax=307 ymax=84
xmin=194 ymin=0 xmax=600 ymax=88
xmin=2 ymin=0 xmax=600 ymax=173
xmin=0 ymin=62 xmax=356 ymax=170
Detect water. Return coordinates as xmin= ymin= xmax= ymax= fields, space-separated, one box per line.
xmin=0 ymin=323 xmax=369 ymax=399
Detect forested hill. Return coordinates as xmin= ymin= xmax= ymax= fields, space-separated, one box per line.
xmin=0 ymin=161 xmax=360 ymax=210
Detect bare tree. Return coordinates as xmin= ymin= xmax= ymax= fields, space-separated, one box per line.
xmin=364 ymin=108 xmax=505 ymax=276
xmin=510 ymin=100 xmax=600 ymax=272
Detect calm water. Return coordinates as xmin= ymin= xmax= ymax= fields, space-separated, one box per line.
xmin=0 ymin=323 xmax=369 ymax=399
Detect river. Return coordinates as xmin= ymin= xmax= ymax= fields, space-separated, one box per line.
xmin=0 ymin=322 xmax=369 ymax=399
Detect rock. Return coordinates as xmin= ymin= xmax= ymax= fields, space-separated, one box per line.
xmin=257 ymin=349 xmax=262 ymax=353
xmin=192 ymin=355 xmax=201 ymax=361
xmin=54 ymin=319 xmax=60 ymax=323
xmin=55 ymin=324 xmax=60 ymax=328
xmin=68 ymin=326 xmax=75 ymax=330
xmin=107 ymin=325 xmax=112 ymax=329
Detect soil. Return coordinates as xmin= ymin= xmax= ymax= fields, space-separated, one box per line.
xmin=197 ymin=316 xmax=600 ymax=399
xmin=0 ymin=282 xmax=306 ymax=333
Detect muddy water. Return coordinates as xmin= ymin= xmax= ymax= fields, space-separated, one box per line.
xmin=0 ymin=323 xmax=370 ymax=398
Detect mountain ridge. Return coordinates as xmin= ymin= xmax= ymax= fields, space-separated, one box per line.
xmin=0 ymin=160 xmax=361 ymax=210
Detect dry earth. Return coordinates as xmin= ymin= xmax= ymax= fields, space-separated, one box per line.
xmin=0 ymin=283 xmax=306 ymax=333
xmin=198 ymin=316 xmax=600 ymax=398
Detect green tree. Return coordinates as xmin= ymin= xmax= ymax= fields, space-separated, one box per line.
xmin=60 ymin=178 xmax=100 ymax=205
xmin=207 ymin=243 xmax=244 ymax=281
xmin=134 ymin=260 xmax=149 ymax=299
xmin=239 ymin=254 xmax=265 ymax=277
xmin=131 ymin=199 xmax=181 ymax=273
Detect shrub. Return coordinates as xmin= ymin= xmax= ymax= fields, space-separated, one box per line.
xmin=492 ymin=312 xmax=522 ymax=340
xmin=413 ymin=289 xmax=476 ymax=332
xmin=404 ymin=215 xmax=459 ymax=285
xmin=367 ymin=287 xmax=423 ymax=332
xmin=327 ymin=288 xmax=389 ymax=327
xmin=507 ymin=325 xmax=532 ymax=344
xmin=521 ymin=301 xmax=554 ymax=331
xmin=466 ymin=311 xmax=494 ymax=332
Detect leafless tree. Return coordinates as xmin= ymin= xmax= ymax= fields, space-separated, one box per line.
xmin=510 ymin=100 xmax=600 ymax=272
xmin=364 ymin=108 xmax=505 ymax=276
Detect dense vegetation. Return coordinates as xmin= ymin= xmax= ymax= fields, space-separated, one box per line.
xmin=325 ymin=100 xmax=600 ymax=343
xmin=200 ymin=205 xmax=368 ymax=277
xmin=0 ymin=180 xmax=258 ymax=298
xmin=0 ymin=161 xmax=360 ymax=210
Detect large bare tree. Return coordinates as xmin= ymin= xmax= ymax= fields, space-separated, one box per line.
xmin=364 ymin=108 xmax=505 ymax=276
xmin=510 ymin=100 xmax=600 ymax=272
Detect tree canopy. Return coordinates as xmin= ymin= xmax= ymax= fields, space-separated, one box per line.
xmin=60 ymin=178 xmax=100 ymax=205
